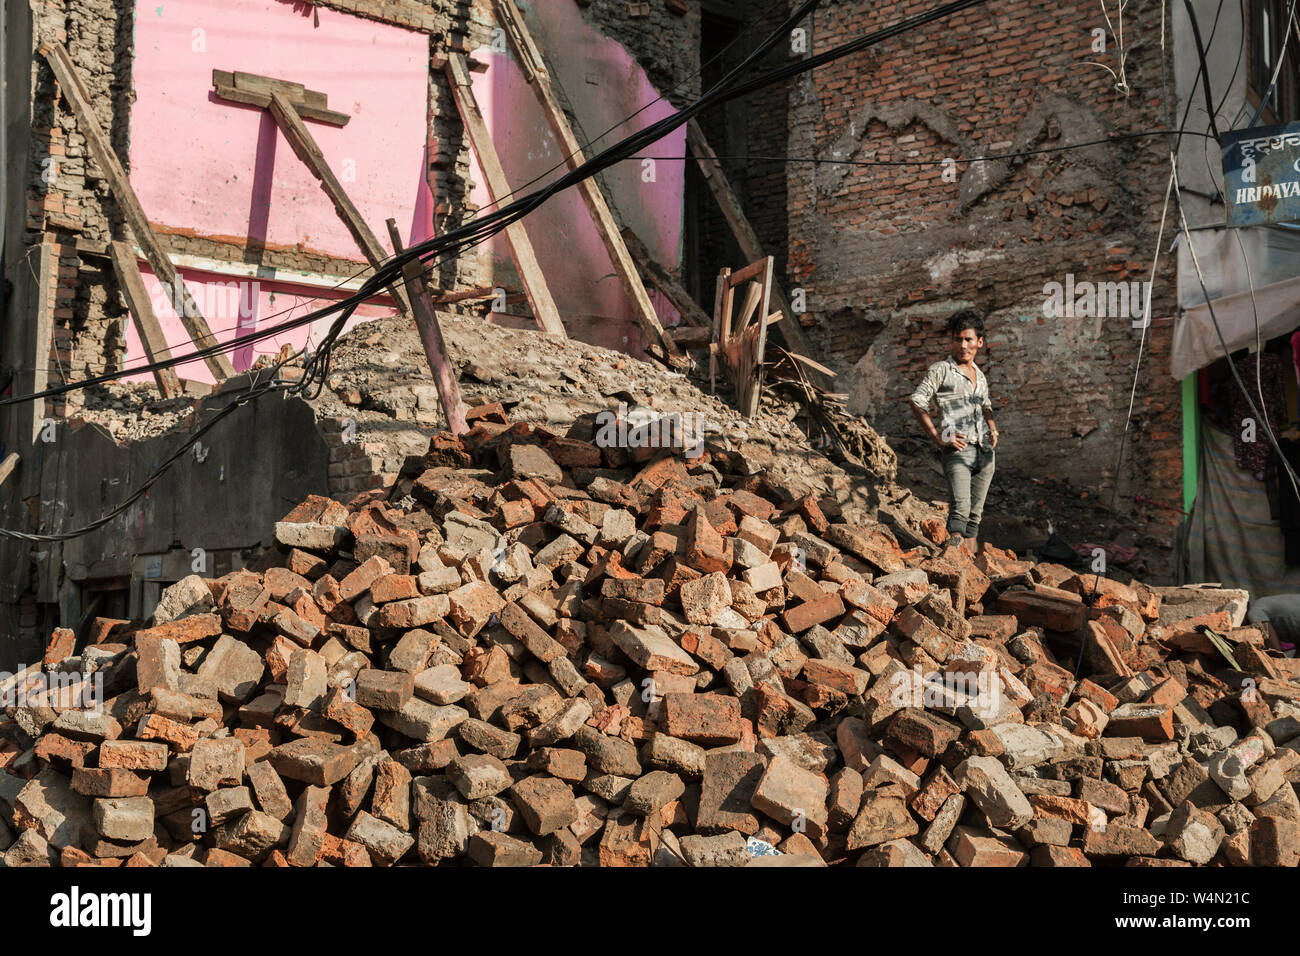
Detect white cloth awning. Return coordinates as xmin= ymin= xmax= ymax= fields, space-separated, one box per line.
xmin=1173 ymin=273 xmax=1300 ymax=380
xmin=1172 ymin=224 xmax=1300 ymax=379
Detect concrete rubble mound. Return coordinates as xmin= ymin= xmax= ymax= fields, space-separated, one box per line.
xmin=2 ymin=414 xmax=1298 ymax=868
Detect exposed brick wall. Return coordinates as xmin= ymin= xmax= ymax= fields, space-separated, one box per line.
xmin=429 ymin=0 xmax=489 ymax=293
xmin=785 ymin=0 xmax=1183 ymax=537
xmin=576 ymin=0 xmax=702 ymax=109
xmin=321 ymin=416 xmax=396 ymax=497
xmin=26 ymin=0 xmax=136 ymax=389
xmin=691 ymin=0 xmax=796 ymax=298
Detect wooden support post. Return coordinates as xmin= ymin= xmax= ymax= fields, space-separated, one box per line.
xmin=108 ymin=242 xmax=184 ymax=399
xmin=39 ymin=42 xmax=234 ymax=380
xmin=619 ymin=227 xmax=710 ymax=329
xmin=712 ymin=258 xmax=772 ymax=418
xmin=489 ymin=0 xmax=680 ymax=361
xmin=686 ymin=119 xmax=827 ymax=388
xmin=0 ymin=453 xmax=19 ymax=489
xmin=212 ymin=70 xmax=351 ymax=127
xmin=443 ymin=53 xmax=566 ymax=337
xmin=267 ymin=91 xmax=413 ymax=319
xmin=385 ymin=219 xmax=468 ymax=436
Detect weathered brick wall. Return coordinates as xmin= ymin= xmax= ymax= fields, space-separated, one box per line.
xmin=576 ymin=0 xmax=702 ymax=108
xmin=786 ymin=0 xmax=1183 ymax=535
xmin=693 ymin=0 xmax=795 ymax=297
xmin=27 ymin=0 xmax=135 ymax=398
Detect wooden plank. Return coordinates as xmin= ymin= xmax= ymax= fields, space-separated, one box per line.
xmin=749 ymin=257 xmax=773 ymax=418
xmin=385 ymin=220 xmax=468 ymax=436
xmin=736 ymin=280 xmax=762 ymax=328
xmin=213 ymin=68 xmax=349 ymax=126
xmin=430 ymin=285 xmax=497 ymax=305
xmin=710 ymin=267 xmax=731 ymax=395
xmin=108 ymin=241 xmax=184 ymax=399
xmin=729 ymin=259 xmax=768 ymax=286
xmin=784 ymin=351 xmax=838 ymax=378
xmin=619 ymin=227 xmax=710 ymax=329
xmin=233 ymin=70 xmax=305 ymax=100
xmin=685 ymin=118 xmax=826 ymax=387
xmin=713 ymin=258 xmax=771 ymax=418
xmin=490 ymin=0 xmax=679 ymax=360
xmin=268 ymin=91 xmax=412 ymax=318
xmin=668 ymin=326 xmax=711 ymax=347
xmin=214 ymin=85 xmax=351 ymax=127
xmin=0 ymin=453 xmax=19 ymax=488
xmin=444 ymin=53 xmax=566 ymax=337
xmin=41 ymin=42 xmax=234 ymax=380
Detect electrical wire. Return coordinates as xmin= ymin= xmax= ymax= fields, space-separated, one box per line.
xmin=1069 ymin=0 xmax=1207 ymax=676
xmin=478 ymin=0 xmax=792 ymax=213
xmin=1172 ymin=160 xmax=1300 ymax=494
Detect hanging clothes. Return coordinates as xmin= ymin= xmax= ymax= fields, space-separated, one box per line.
xmin=1231 ymin=351 xmax=1286 ymax=480
xmin=1277 ymin=437 xmax=1300 ymax=565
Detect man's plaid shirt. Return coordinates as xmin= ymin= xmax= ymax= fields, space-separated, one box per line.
xmin=910 ymin=358 xmax=994 ymax=448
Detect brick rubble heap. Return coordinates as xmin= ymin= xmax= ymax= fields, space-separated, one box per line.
xmin=2 ymin=411 xmax=1297 ymax=867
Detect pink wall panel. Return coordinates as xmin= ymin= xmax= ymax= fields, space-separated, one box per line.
xmin=124 ymin=0 xmax=430 ymax=380
xmin=122 ymin=267 xmax=393 ymax=383
xmin=129 ymin=0 xmax=431 ymax=259
xmin=467 ymin=0 xmax=686 ymax=349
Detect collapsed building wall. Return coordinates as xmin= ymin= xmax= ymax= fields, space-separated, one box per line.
xmin=786 ymin=0 xmax=1184 ymax=537
xmin=0 ymin=0 xmax=711 ymax=657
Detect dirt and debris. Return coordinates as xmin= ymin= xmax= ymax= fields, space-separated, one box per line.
xmin=75 ymin=310 xmax=1170 ymax=574
xmin=2 ymin=401 xmax=1297 ymax=867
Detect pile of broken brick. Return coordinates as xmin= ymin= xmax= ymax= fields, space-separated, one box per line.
xmin=3 ymin=411 xmax=1299 ymax=868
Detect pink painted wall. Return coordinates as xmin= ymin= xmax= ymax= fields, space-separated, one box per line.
xmin=124 ymin=0 xmax=430 ymax=380
xmin=130 ymin=0 xmax=431 ymax=257
xmin=122 ymin=267 xmax=392 ymax=382
xmin=468 ymin=0 xmax=686 ymax=352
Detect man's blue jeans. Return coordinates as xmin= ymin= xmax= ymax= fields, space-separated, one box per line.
xmin=942 ymin=443 xmax=995 ymax=538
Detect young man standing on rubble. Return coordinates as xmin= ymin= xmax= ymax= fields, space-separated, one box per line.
xmin=908 ymin=309 xmax=999 ymax=553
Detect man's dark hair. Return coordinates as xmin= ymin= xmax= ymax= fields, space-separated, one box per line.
xmin=947 ymin=309 xmax=985 ymax=338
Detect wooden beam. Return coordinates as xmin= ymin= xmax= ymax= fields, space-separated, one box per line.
xmin=619 ymin=227 xmax=710 ymax=329
xmin=214 ymin=84 xmax=352 ymax=127
xmin=385 ymin=220 xmax=468 ymax=436
xmin=685 ymin=119 xmax=827 ymax=388
xmin=443 ymin=53 xmax=566 ymax=338
xmin=490 ymin=0 xmax=680 ymax=361
xmin=40 ymin=42 xmax=234 ymax=380
xmin=108 ymin=241 xmax=184 ymax=399
xmin=0 ymin=453 xmax=18 ymax=488
xmin=713 ymin=259 xmax=772 ymax=418
xmin=267 ymin=91 xmax=413 ymax=319
xmin=212 ymin=70 xmax=351 ymax=126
